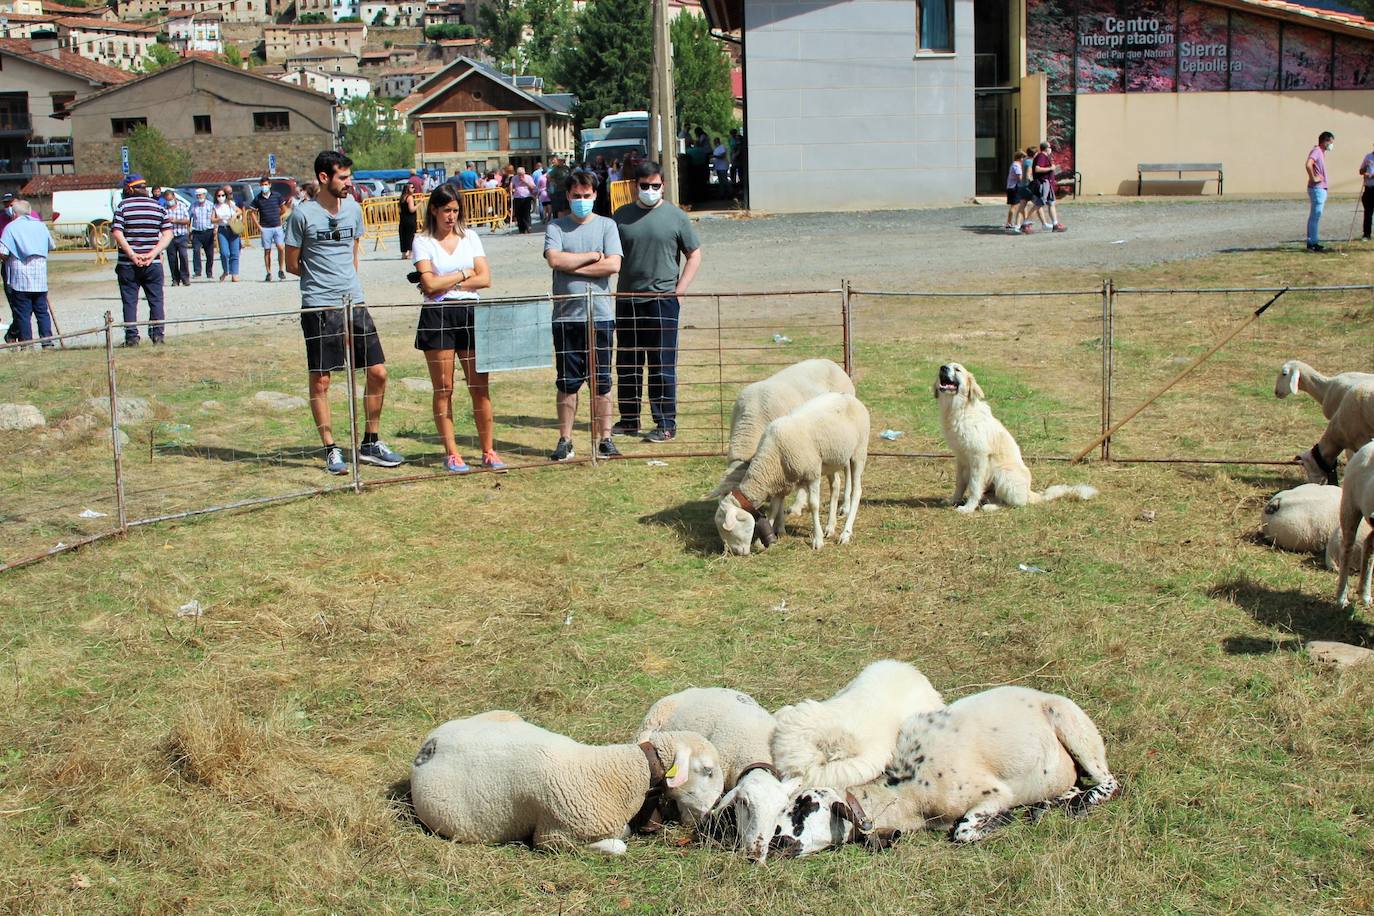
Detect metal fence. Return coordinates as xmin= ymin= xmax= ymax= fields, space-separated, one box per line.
xmin=2 ymin=281 xmax=1370 ymax=573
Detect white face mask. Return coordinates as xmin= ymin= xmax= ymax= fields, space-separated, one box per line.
xmin=638 ymin=187 xmax=662 ymax=206
xmin=260 ymin=187 xmax=271 ymax=196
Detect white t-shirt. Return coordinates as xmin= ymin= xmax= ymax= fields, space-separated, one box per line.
xmin=411 ymin=230 xmax=485 ymax=302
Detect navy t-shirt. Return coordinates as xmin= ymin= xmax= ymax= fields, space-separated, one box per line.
xmin=250 ymin=191 xmax=285 ymax=228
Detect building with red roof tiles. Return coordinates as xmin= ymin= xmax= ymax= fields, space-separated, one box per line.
xmin=703 ymin=0 xmax=1374 ymax=208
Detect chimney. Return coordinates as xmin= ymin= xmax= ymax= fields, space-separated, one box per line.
xmin=31 ymin=29 xmax=59 ymax=58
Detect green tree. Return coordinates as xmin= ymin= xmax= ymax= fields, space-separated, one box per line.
xmin=127 ymin=124 xmax=191 ymax=187
xmin=222 ymin=43 xmax=243 ymax=67
xmin=140 ymin=41 xmax=179 ymax=72
xmin=297 ymin=11 xmax=327 ymax=22
xmin=423 ymin=23 xmax=476 ymax=39
xmin=338 ymin=95 xmax=416 ymax=169
xmin=670 ymin=12 xmax=735 ymax=141
xmin=478 ymin=0 xmax=526 ymax=67
xmin=554 ymin=0 xmax=650 ymax=128
xmin=521 ymin=0 xmax=572 ymax=77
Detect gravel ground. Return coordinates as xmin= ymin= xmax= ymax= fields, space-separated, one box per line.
xmin=35 ymin=196 xmax=1360 ymax=337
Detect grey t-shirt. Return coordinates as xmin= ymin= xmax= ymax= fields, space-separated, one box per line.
xmin=613 ymin=201 xmax=700 ymax=295
xmin=543 ymin=214 xmax=623 ymax=322
xmin=283 ymin=198 xmax=365 ymax=309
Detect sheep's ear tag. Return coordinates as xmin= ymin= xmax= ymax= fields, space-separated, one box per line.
xmin=664 ymin=764 xmax=679 ymax=780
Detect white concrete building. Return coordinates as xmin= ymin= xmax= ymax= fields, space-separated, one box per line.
xmin=166 ymin=9 xmax=223 ymax=54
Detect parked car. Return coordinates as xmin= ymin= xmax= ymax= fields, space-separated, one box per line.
xmin=47 ymin=186 xmax=121 ymax=247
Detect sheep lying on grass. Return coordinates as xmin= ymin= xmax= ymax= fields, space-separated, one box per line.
xmin=711 ymin=392 xmax=870 ymax=555
xmin=410 ymin=711 xmax=723 ymax=854
xmin=639 ymin=687 xmax=796 ymax=860
xmin=771 ymin=660 xmax=943 ymax=795
xmin=769 ymin=687 xmax=1119 ymax=858
xmin=1275 ymin=360 xmax=1374 ymax=485
xmin=1261 ymin=483 xmax=1341 ymax=554
xmin=1334 ymin=441 xmax=1374 ymax=609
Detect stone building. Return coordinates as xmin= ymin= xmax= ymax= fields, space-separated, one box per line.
xmin=67 ymin=56 xmax=336 ymax=178
xmin=57 ymin=16 xmax=158 ymax=70
xmin=262 ymin=22 xmax=367 ymax=62
xmin=283 ymin=46 xmax=360 ymax=73
xmin=114 ymin=0 xmax=270 ymax=24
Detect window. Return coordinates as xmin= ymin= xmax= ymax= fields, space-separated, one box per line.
xmin=111 ymin=117 xmax=146 ymax=137
xmin=509 ymin=117 xmax=540 ymax=149
xmin=916 ymin=0 xmax=953 ymax=53
xmin=49 ymin=91 xmax=76 ymax=116
xmin=465 ymin=118 xmax=498 ymax=151
xmin=193 ymin=114 xmax=212 ymax=135
xmin=253 ymin=110 xmax=290 ymax=131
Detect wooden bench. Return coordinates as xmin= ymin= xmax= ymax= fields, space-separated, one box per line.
xmin=1137 ymin=162 xmax=1223 ymax=196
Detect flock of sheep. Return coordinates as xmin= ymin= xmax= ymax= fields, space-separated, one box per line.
xmin=410 ymin=660 xmax=1119 ymax=860
xmin=1262 ymin=360 xmax=1374 ymax=606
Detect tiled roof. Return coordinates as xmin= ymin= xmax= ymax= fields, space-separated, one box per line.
xmin=265 ymin=21 xmax=367 ymax=30
xmin=285 ymin=47 xmax=359 ymax=58
xmin=394 ymin=92 xmax=423 ymax=113
xmin=0 ymin=37 xmax=133 ymax=85
xmin=57 ymin=15 xmax=159 ymax=31
xmin=42 ymin=0 xmax=95 ymax=13
xmin=23 ymin=168 xmax=264 ymax=196
xmin=1236 ymin=0 xmax=1374 ymax=34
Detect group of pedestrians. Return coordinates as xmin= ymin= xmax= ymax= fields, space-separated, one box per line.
xmin=272 ymin=150 xmax=701 ymax=477
xmin=1305 ymin=132 xmax=1374 ymax=251
xmin=1003 ymin=142 xmax=1067 ymax=234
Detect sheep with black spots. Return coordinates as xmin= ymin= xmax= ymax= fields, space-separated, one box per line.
xmin=768 ymin=686 xmax=1119 ymax=858
xmin=712 ymin=392 xmax=869 ymax=555
xmin=410 ymin=711 xmax=723 ymax=854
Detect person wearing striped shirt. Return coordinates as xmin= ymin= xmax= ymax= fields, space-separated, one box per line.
xmin=188 ymin=187 xmax=215 ymax=280
xmin=110 ymin=174 xmax=172 ymax=346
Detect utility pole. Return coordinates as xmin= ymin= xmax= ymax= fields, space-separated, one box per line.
xmin=649 ymin=0 xmax=679 ymax=200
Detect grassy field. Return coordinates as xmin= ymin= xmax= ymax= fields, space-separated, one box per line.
xmin=1 ymin=245 xmax=1373 ymax=913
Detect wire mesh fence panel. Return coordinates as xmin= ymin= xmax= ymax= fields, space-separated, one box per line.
xmin=848 ymin=289 xmax=1107 ymax=460
xmin=1106 ymin=286 xmax=1374 ymax=464
xmin=0 ymin=326 xmax=124 ymax=568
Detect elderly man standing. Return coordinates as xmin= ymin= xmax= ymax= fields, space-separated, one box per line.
xmin=110 ymin=173 xmax=171 ymax=347
xmin=161 ymin=187 xmax=191 ymax=287
xmin=0 ymin=200 xmax=55 ymax=349
xmin=188 ymin=187 xmax=215 ymax=280
xmin=611 ymin=161 xmax=702 ymax=444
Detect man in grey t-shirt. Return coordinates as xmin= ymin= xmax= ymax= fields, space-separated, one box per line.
xmin=284 ymin=150 xmax=403 ymax=475
xmin=543 ymin=169 xmax=623 ymax=461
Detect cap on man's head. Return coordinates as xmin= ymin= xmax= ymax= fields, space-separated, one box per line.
xmin=1 ymin=193 xmax=13 ymax=202
xmin=194 ymin=187 xmax=207 ymax=196
xmin=124 ymin=173 xmax=146 ymax=189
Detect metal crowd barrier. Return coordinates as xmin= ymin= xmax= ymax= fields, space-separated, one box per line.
xmin=610 ymin=179 xmax=635 ymax=212
xmin=49 ymin=221 xmax=111 ymax=265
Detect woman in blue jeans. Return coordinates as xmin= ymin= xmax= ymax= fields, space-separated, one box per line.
xmin=211 ymin=185 xmax=242 ymax=281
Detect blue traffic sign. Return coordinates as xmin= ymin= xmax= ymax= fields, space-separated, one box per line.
xmin=268 ymin=153 xmax=277 ymax=176
xmin=120 ymin=146 xmax=129 ymax=175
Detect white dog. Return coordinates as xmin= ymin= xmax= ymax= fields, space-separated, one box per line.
xmin=934 ymin=363 xmax=1097 ymax=512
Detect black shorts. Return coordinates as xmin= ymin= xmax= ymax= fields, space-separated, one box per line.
xmin=1006 ymin=189 xmax=1020 ymax=206
xmin=553 ymin=320 xmax=613 ymax=395
xmin=301 ymin=306 xmax=385 ymax=373
xmin=414 ymin=301 xmax=475 ymax=352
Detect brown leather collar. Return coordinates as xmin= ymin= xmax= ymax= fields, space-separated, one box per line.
xmin=731 ymin=488 xmax=777 ymax=546
xmin=628 ymin=741 xmax=668 ymax=834
xmin=737 ymin=761 xmax=782 ymax=782
xmin=830 ymin=790 xmax=874 ymax=838
xmin=731 ymin=487 xmax=759 ymax=516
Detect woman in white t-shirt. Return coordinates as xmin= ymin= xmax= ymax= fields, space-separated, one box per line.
xmin=412 ymin=183 xmax=501 ymax=473
xmin=210 ymin=185 xmax=241 ymax=282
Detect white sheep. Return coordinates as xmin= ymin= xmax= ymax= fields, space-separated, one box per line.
xmin=711 ymin=392 xmax=870 ymax=555
xmin=638 ymin=687 xmax=797 ymax=860
xmin=1334 ymin=441 xmax=1374 ymax=608
xmin=1261 ymin=483 xmax=1342 ymax=554
xmin=1275 ymin=360 xmax=1374 ymax=485
xmin=713 ymin=359 xmax=857 ymax=521
xmin=768 ymin=686 xmax=1119 ymax=858
xmin=1325 ymin=518 xmax=1370 ymax=574
xmin=409 ymin=710 xmax=724 ymax=854
xmin=771 ymin=659 xmax=943 ymax=795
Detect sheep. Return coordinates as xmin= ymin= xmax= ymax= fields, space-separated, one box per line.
xmin=711 ymin=392 xmax=870 ymax=555
xmin=1334 ymin=441 xmax=1374 ymax=608
xmin=712 ymin=359 xmax=857 ymax=521
xmin=638 ymin=687 xmax=797 ymax=861
xmin=771 ymin=659 xmax=943 ymax=796
xmin=1325 ymin=518 xmax=1370 ymax=574
xmin=1260 ymin=483 xmax=1342 ymax=554
xmin=409 ymin=710 xmax=724 ymax=855
xmin=1275 ymin=360 xmax=1374 ymax=485
xmin=768 ymin=686 xmax=1119 ymax=858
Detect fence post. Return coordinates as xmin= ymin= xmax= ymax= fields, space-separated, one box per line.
xmin=1105 ymin=279 xmax=1115 ymax=461
xmin=840 ymin=278 xmax=853 ymax=377
xmin=104 ymin=311 xmax=127 ymax=532
xmin=1099 ymin=279 xmax=1109 ymax=461
xmin=716 ymin=293 xmax=725 ymax=454
xmin=587 ymin=290 xmax=599 ymax=465
xmin=342 ymin=295 xmax=362 ymax=493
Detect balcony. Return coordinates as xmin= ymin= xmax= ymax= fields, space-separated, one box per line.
xmin=0 ymin=110 xmax=32 ymax=135
xmin=29 ymin=139 xmax=73 ymax=163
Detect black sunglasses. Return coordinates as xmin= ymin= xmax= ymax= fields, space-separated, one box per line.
xmin=638 ymin=182 xmax=663 ymax=190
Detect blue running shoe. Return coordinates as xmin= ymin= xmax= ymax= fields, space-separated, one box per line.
xmin=445 ymin=454 xmax=471 ymax=474
xmin=324 ymin=446 xmax=347 ymax=475
xmin=359 ymin=439 xmax=405 ymax=467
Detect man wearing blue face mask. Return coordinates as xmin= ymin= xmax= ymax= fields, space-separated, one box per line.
xmin=543 ymin=168 xmax=623 ymax=462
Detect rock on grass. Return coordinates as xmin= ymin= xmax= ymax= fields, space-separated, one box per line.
xmin=0 ymin=403 xmax=44 ymax=430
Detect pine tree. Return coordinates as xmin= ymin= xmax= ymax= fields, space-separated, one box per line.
xmin=521 ymin=0 xmax=573 ymax=78
xmin=554 ymin=0 xmax=651 ymax=129
xmin=670 ymin=12 xmax=735 ymax=141
xmin=477 ymin=0 xmax=526 ymax=67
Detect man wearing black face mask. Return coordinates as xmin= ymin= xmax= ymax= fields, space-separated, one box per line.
xmin=610 ymin=162 xmax=701 ymax=444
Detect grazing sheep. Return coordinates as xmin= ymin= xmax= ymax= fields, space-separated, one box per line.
xmin=720 ymin=358 xmax=856 ymax=480
xmin=410 ymin=711 xmax=724 ymax=854
xmin=768 ymin=687 xmax=1119 ymax=858
xmin=1325 ymin=518 xmax=1370 ymax=574
xmin=934 ymin=363 xmax=1097 ymax=512
xmin=1261 ymin=483 xmax=1342 ymax=554
xmin=638 ymin=687 xmax=798 ymax=862
xmin=711 ymin=392 xmax=870 ymax=555
xmin=1275 ymin=360 xmax=1374 ymax=485
xmin=1334 ymin=441 xmax=1374 ymax=608
xmin=771 ymin=660 xmax=943 ymax=795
